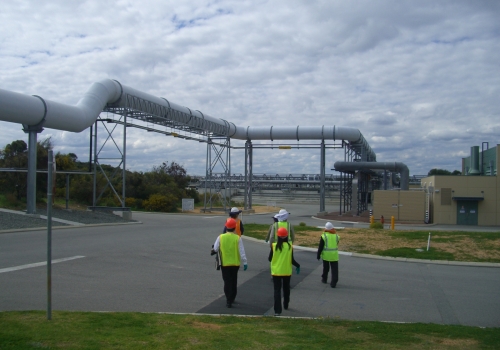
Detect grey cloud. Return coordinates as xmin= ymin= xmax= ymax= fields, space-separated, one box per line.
xmin=0 ymin=0 xmax=499 ymax=176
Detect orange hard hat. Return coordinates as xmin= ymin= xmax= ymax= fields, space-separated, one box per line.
xmin=225 ymin=218 xmax=237 ymax=229
xmin=277 ymin=227 xmax=288 ymax=237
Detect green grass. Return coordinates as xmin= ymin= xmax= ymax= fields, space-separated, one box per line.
xmin=0 ymin=193 xmax=25 ymax=210
xmin=388 ymin=230 xmax=500 ymax=242
xmin=376 ymin=247 xmax=456 ymax=260
xmin=243 ymin=223 xmax=270 ymax=240
xmin=1 ymin=311 xmax=499 ymax=349
xmin=370 ymin=222 xmax=384 ymax=229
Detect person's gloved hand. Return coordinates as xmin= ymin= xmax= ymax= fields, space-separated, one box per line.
xmin=244 ymin=264 xmax=248 ymax=271
xmin=296 ymin=267 xmax=300 ymax=274
xmin=265 ymin=240 xmax=268 ymax=243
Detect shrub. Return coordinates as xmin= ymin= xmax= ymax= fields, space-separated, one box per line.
xmin=299 ymin=222 xmax=306 ymax=226
xmin=143 ymin=193 xmax=178 ymax=212
xmin=55 ymin=188 xmax=66 ymax=198
xmin=125 ymin=197 xmax=136 ymax=208
xmin=6 ymin=192 xmax=19 ymax=204
xmin=370 ymin=222 xmax=384 ymax=229
xmin=135 ymin=199 xmax=143 ymax=209
xmin=103 ymin=197 xmax=119 ymax=207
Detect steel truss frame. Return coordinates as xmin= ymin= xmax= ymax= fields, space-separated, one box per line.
xmin=89 ymin=93 xmax=370 ymax=215
xmin=203 ymin=137 xmax=231 ymax=212
xmin=97 ymin=93 xmax=228 ymax=209
xmin=92 ymin=112 xmax=127 ymax=207
xmin=240 ymin=140 xmax=343 ymax=212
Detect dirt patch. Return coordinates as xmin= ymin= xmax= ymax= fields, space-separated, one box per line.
xmin=294 ymin=229 xmax=416 ymax=252
xmin=416 ymin=335 xmax=479 ymax=349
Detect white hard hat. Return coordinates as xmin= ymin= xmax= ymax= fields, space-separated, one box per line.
xmin=325 ymin=222 xmax=334 ymax=230
xmin=230 ymin=207 xmax=242 ymax=214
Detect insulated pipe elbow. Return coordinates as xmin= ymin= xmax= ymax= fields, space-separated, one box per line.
xmin=42 ymin=79 xmax=123 ymax=132
xmin=399 ymin=163 xmax=410 ymax=190
xmin=0 ymin=79 xmax=123 ymax=133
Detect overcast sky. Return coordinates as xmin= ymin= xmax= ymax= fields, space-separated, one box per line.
xmin=1 ymin=0 xmax=499 ymax=176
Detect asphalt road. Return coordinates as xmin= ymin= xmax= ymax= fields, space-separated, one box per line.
xmin=1 ymin=206 xmax=499 ymax=327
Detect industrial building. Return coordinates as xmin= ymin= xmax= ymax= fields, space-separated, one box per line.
xmin=420 ymin=144 xmax=499 ymax=226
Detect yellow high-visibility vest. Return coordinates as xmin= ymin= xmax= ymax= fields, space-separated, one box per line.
xmin=321 ymin=232 xmax=339 ymax=262
xmin=273 ymin=221 xmax=291 ymax=242
xmin=271 ymin=243 xmax=293 ymax=276
xmin=220 ymin=233 xmax=241 ymax=266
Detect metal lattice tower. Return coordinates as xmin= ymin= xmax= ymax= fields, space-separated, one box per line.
xmin=203 ymin=137 xmax=231 ymax=212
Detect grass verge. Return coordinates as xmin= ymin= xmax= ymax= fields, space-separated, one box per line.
xmin=243 ymin=224 xmax=500 ymax=263
xmin=1 ymin=311 xmax=499 ymax=350
xmin=375 ymin=247 xmax=456 ymax=260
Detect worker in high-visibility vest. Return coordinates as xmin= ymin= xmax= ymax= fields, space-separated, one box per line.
xmin=223 ymin=207 xmax=244 ymax=237
xmin=268 ymin=227 xmax=300 ymax=316
xmin=265 ymin=209 xmax=295 ymax=247
xmin=211 ymin=218 xmax=248 ymax=308
xmin=316 ymin=222 xmax=340 ymax=288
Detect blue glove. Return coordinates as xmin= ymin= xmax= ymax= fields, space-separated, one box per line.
xmin=244 ymin=264 xmax=248 ymax=271
xmin=296 ymin=267 xmax=300 ymax=275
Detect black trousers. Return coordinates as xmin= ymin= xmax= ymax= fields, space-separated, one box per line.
xmin=272 ymin=275 xmax=291 ymax=314
xmin=322 ymin=260 xmax=339 ymax=287
xmin=221 ymin=266 xmax=239 ymax=304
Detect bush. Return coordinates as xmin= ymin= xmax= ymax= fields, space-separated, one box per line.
xmin=125 ymin=197 xmax=136 ymax=208
xmin=143 ymin=193 xmax=178 ymax=212
xmin=370 ymin=222 xmax=384 ymax=229
xmin=299 ymin=222 xmax=306 ymax=226
xmin=103 ymin=197 xmax=119 ymax=207
xmin=126 ymin=197 xmax=146 ymax=210
xmin=55 ymin=188 xmax=66 ymax=198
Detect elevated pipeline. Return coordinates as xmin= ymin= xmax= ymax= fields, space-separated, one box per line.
xmin=0 ymin=79 xmax=375 ymax=161
xmin=334 ymin=161 xmax=409 ymax=190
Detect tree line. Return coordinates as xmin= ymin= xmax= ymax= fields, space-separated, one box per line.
xmin=427 ymin=168 xmax=461 ymax=176
xmin=1 ymin=138 xmax=463 ymax=211
xmin=0 ymin=138 xmax=199 ymax=212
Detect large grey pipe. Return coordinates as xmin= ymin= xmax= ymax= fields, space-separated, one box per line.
xmin=334 ymin=161 xmax=409 ymax=190
xmin=0 ymin=79 xmax=375 ymax=160
xmin=0 ymin=80 xmax=122 ymax=132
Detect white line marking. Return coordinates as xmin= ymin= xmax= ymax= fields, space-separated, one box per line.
xmin=0 ymin=256 xmax=85 ymax=274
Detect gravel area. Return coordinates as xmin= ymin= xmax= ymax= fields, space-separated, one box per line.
xmin=0 ymin=208 xmax=134 ymax=231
